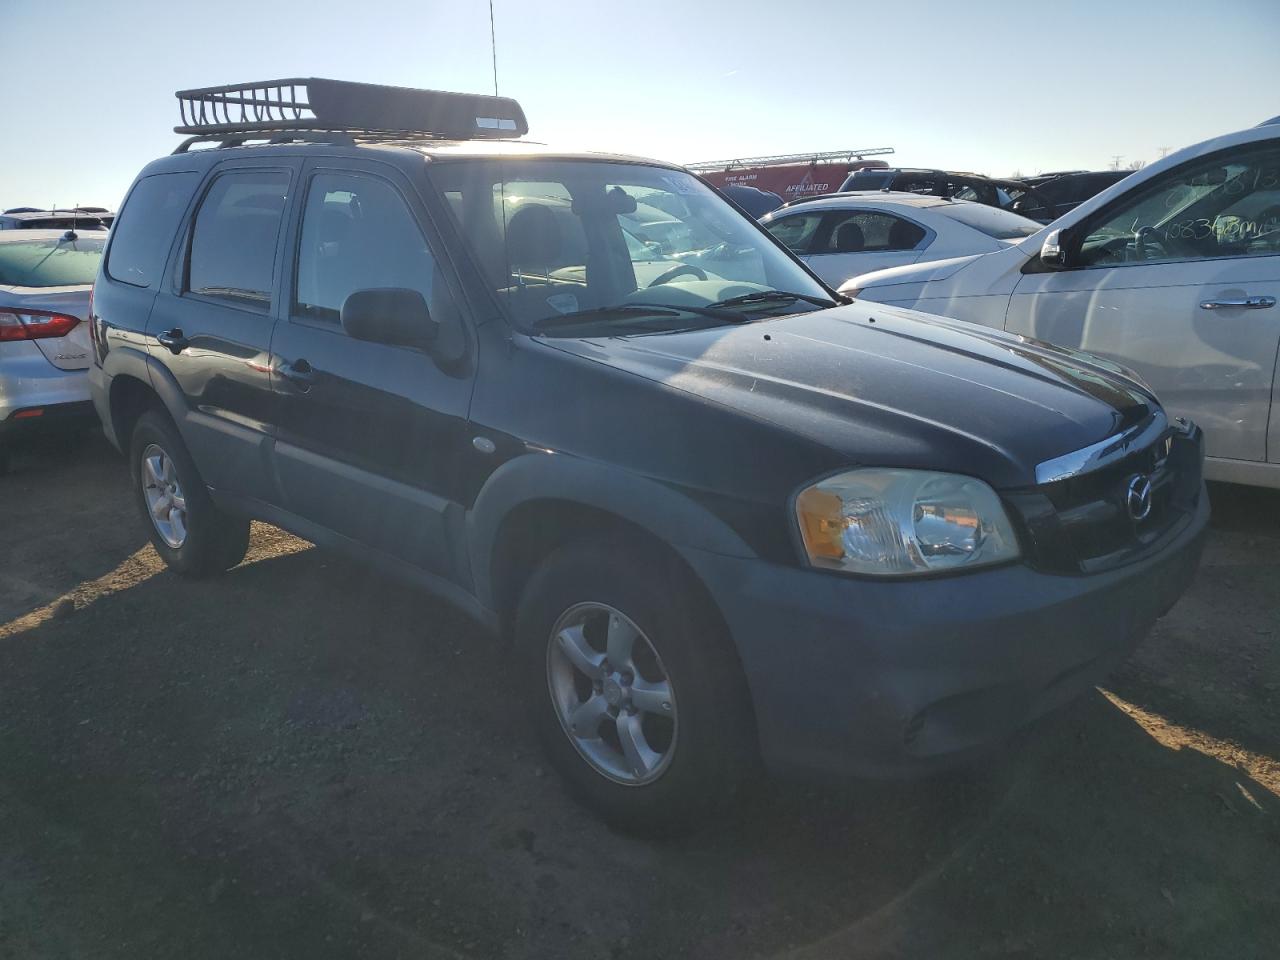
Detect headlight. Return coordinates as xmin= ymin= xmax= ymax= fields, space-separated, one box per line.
xmin=794 ymin=469 xmax=1020 ymax=576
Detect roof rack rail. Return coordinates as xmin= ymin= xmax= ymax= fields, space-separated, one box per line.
xmin=172 ymin=130 xmax=362 ymax=154
xmin=173 ymin=78 xmax=528 ymax=142
xmin=686 ymin=148 xmax=895 ymax=172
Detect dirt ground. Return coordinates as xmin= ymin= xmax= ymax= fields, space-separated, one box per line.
xmin=0 ymin=433 xmax=1276 ymax=960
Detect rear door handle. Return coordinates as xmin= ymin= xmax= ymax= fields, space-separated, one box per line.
xmin=1199 ymin=296 xmax=1276 ymax=310
xmin=278 ymin=358 xmax=316 ymax=390
xmin=156 ymin=328 xmax=189 ymax=354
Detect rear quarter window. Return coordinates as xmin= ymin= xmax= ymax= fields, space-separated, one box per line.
xmin=106 ymin=171 xmax=201 ymax=288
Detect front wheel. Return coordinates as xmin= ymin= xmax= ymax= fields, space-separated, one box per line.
xmin=516 ymin=539 xmax=755 ymax=835
xmin=129 ymin=410 xmax=250 ymax=576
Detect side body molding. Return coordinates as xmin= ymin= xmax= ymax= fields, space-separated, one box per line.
xmin=466 ymin=451 xmax=757 ymax=610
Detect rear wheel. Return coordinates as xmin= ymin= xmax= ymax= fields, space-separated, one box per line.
xmin=129 ymin=410 xmax=249 ymax=576
xmin=516 ymin=538 xmax=755 ymax=835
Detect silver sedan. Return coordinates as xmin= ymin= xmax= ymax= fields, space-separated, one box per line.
xmin=0 ymin=229 xmax=105 ymax=470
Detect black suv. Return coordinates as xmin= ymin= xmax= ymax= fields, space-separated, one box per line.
xmin=835 ymin=168 xmax=1056 ymax=220
xmin=89 ymin=80 xmax=1208 ymax=832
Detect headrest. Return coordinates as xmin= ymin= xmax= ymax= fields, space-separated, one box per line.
xmin=834 ymin=221 xmax=865 ymax=252
xmin=505 ymin=203 xmax=561 ymax=271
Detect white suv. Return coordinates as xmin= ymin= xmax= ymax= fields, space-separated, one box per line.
xmin=843 ymin=120 xmax=1280 ymax=489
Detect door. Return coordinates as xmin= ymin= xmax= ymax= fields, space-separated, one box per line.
xmin=145 ymin=161 xmax=297 ymax=496
xmin=1006 ymin=140 xmax=1280 ymax=463
xmin=270 ymin=161 xmax=475 ymax=580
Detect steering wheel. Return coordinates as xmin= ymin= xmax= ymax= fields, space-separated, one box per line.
xmin=1134 ymin=225 xmax=1170 ymax=261
xmin=648 ymin=264 xmax=708 ymax=287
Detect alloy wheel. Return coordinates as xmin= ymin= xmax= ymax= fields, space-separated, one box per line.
xmin=141 ymin=443 xmax=188 ymax=549
xmin=546 ymin=602 xmax=678 ymax=785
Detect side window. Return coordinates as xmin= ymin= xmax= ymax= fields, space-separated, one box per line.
xmin=1077 ymin=143 xmax=1280 ymax=268
xmin=294 ymin=172 xmax=456 ymax=327
xmin=106 ymin=171 xmax=201 ymax=288
xmin=764 ymin=213 xmax=822 ymax=253
xmin=187 ymin=170 xmax=290 ymax=308
xmin=815 ymin=211 xmax=926 ymax=253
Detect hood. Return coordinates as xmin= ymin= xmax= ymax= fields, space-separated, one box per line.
xmin=840 ymin=253 xmax=983 ymax=293
xmin=549 ymin=302 xmax=1155 ymax=489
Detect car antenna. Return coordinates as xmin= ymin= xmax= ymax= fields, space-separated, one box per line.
xmin=65 ymin=201 xmax=79 ymax=241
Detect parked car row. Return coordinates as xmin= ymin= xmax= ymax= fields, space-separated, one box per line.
xmin=81 ymin=78 xmax=1209 ymax=834
xmin=0 ymin=206 xmax=114 ymax=230
xmin=784 ymin=167 xmax=1128 ymax=224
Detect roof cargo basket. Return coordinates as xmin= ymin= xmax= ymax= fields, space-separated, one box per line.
xmin=174 ymin=78 xmax=528 ymax=141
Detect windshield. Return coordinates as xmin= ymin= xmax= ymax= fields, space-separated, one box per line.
xmin=428 ymin=160 xmax=833 ymax=335
xmin=0 ymin=235 xmax=105 ymax=287
xmin=938 ymin=202 xmax=1042 ymax=240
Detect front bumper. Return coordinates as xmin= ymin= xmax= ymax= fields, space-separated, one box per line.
xmin=679 ymin=486 xmax=1209 ymax=780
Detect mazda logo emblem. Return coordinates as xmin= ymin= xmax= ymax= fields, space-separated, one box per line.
xmin=1126 ymin=473 xmax=1153 ymax=521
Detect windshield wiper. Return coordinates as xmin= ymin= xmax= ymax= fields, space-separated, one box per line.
xmin=709 ymin=289 xmax=843 ymax=309
xmin=532 ymin=301 xmax=743 ymax=332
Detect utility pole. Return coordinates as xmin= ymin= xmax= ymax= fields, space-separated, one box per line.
xmin=1110 ymin=155 xmax=1124 ymax=170
xmin=1157 ymin=146 xmax=1170 ymax=158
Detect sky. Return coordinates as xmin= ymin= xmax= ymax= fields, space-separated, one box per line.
xmin=2 ymin=0 xmax=1278 ymax=212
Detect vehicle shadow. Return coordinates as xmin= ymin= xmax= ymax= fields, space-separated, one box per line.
xmin=0 ymin=539 xmax=1275 ymax=960
xmin=1104 ymin=479 xmax=1280 ymax=767
xmin=1206 ymin=479 xmax=1280 ymax=535
xmin=0 ymin=430 xmax=150 ymax=624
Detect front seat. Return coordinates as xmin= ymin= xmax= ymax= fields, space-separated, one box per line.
xmin=504 ymin=204 xmax=562 ymax=278
xmin=834 ymin=221 xmax=865 ymax=253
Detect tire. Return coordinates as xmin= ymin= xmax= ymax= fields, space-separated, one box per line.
xmin=515 ymin=538 xmax=756 ymax=835
xmin=129 ymin=410 xmax=250 ymax=576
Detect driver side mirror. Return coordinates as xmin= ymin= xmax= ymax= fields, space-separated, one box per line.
xmin=340 ymin=288 xmax=439 ymax=350
xmin=1040 ymin=228 xmax=1070 ymax=270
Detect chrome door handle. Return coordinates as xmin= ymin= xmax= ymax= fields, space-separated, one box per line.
xmin=155 ymin=328 xmax=189 ymax=354
xmin=1199 ymin=296 xmax=1276 ymax=310
xmin=278 ymin=358 xmax=316 ymax=390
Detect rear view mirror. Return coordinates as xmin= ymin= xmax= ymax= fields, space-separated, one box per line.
xmin=340 ymin=288 xmax=439 ymax=349
xmin=1040 ymin=228 xmax=1069 ymax=269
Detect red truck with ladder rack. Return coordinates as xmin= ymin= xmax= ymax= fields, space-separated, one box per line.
xmin=688 ymin=148 xmax=894 ymax=200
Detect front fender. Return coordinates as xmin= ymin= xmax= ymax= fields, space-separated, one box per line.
xmin=467 ymin=452 xmax=757 ymax=610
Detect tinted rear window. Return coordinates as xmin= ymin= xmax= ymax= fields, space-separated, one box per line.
xmin=940 ymin=202 xmax=1041 ymax=240
xmin=187 ymin=171 xmax=290 ymax=308
xmin=106 ymin=171 xmax=201 ymax=288
xmin=11 ymin=217 xmax=107 ymax=231
xmin=0 ymin=236 xmax=105 ymax=287
xmin=842 ymin=171 xmax=892 ymax=191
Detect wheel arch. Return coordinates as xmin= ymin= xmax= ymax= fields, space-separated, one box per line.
xmin=101 ymin=346 xmax=194 ymax=450
xmin=469 ymin=453 xmax=755 ymax=627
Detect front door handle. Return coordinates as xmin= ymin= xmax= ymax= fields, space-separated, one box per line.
xmin=1199 ymin=296 xmax=1276 ymax=310
xmin=278 ymin=358 xmax=316 ymax=390
xmin=156 ymin=328 xmax=189 ymax=354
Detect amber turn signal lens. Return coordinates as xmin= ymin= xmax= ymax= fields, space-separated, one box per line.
xmin=795 ymin=486 xmax=846 ymax=560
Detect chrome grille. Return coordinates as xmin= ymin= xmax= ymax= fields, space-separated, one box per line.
xmin=1005 ymin=420 xmax=1203 ymax=575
